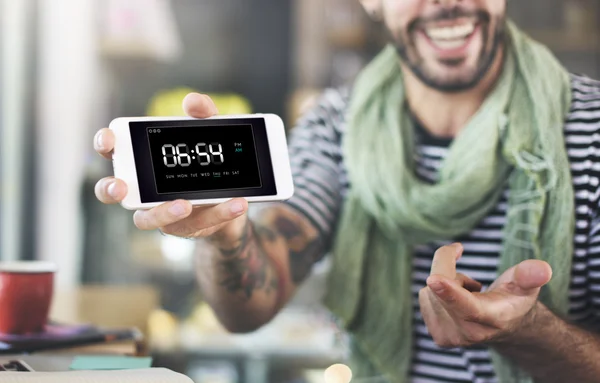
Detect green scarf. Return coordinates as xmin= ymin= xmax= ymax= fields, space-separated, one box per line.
xmin=324 ymin=22 xmax=574 ymax=383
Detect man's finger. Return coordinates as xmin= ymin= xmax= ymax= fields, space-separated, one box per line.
xmin=490 ymin=259 xmax=553 ymax=296
xmin=94 ymin=128 xmax=115 ymax=160
xmin=430 ymin=243 xmax=463 ymax=279
xmin=95 ymin=177 xmax=128 ymax=204
xmin=183 ymin=93 xmax=219 ymax=118
xmin=456 ymin=273 xmax=482 ymax=292
xmin=162 ymin=199 xmax=248 ymax=238
xmin=514 ymin=260 xmax=552 ymax=290
xmin=133 ymin=200 xmax=193 ymax=230
xmin=427 ymin=275 xmax=482 ymax=321
xmin=187 ymin=198 xmax=247 ymax=228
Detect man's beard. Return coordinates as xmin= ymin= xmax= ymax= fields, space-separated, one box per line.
xmin=392 ymin=8 xmax=506 ymax=93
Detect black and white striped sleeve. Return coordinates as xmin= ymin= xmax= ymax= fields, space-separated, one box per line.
xmin=569 ymin=75 xmax=600 ymax=324
xmin=283 ymin=89 xmax=349 ymax=247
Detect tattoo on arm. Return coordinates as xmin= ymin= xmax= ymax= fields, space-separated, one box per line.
xmin=212 ymin=205 xmax=326 ymax=301
xmin=216 ymin=221 xmax=278 ymax=300
xmin=274 ymin=215 xmax=324 ymax=284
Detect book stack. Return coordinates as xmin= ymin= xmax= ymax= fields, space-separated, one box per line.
xmin=0 ymin=323 xmax=144 ymax=356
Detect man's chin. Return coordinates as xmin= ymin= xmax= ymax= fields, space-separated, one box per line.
xmin=396 ymin=46 xmax=495 ymax=92
xmin=413 ymin=69 xmax=485 ymax=93
xmin=437 ymin=58 xmax=468 ymax=67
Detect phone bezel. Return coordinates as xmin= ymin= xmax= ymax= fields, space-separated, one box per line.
xmin=110 ymin=114 xmax=294 ymax=210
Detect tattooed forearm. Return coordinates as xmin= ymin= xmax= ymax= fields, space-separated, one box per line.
xmin=195 ymin=203 xmax=327 ymax=333
xmin=215 ymin=220 xmax=278 ymax=300
xmin=274 ymin=215 xmax=324 ymax=283
xmin=250 ymin=204 xmax=325 ymax=284
xmin=212 ymin=204 xmax=325 ymax=300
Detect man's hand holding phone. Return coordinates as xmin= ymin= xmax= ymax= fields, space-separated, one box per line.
xmin=93 ymin=93 xmax=249 ymax=244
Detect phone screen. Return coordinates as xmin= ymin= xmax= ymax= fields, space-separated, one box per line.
xmin=129 ymin=117 xmax=277 ymax=203
xmin=146 ymin=124 xmax=262 ymax=194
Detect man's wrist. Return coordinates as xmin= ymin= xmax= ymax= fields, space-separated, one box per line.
xmin=205 ymin=216 xmax=250 ymax=254
xmin=491 ymin=301 xmax=552 ymax=347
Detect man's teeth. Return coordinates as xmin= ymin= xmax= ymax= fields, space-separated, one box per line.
xmin=425 ymin=23 xmax=475 ymax=42
xmin=431 ymin=39 xmax=467 ymax=49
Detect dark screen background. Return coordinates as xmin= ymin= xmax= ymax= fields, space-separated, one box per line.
xmin=148 ymin=124 xmax=261 ymax=194
xmin=130 ymin=118 xmax=276 ymax=203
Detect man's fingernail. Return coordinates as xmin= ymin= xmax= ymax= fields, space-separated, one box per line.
xmin=230 ymin=202 xmax=244 ymax=214
xmin=107 ymin=181 xmax=118 ymax=198
xmin=429 ymin=281 xmax=445 ymax=294
xmin=169 ymin=202 xmax=187 ymax=217
xmin=95 ymin=131 xmax=104 ymax=149
xmin=453 ymin=243 xmax=462 ymax=254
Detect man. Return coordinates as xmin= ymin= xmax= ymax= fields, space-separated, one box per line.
xmin=94 ymin=0 xmax=600 ymax=381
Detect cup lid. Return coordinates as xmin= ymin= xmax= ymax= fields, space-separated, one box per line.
xmin=0 ymin=261 xmax=58 ymax=273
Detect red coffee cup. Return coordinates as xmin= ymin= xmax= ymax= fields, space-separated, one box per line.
xmin=0 ymin=261 xmax=57 ymax=335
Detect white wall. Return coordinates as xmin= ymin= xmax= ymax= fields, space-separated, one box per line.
xmin=1 ymin=0 xmax=34 ymax=262
xmin=36 ymin=0 xmax=101 ymax=288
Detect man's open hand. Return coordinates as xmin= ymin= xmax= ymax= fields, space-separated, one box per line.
xmin=419 ymin=243 xmax=553 ymax=348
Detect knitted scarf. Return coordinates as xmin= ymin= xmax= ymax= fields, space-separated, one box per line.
xmin=323 ymin=22 xmax=573 ymax=383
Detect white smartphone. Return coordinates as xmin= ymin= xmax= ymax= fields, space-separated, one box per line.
xmin=109 ymin=114 xmax=294 ymax=210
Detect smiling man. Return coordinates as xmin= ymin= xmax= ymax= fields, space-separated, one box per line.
xmin=390 ymin=0 xmax=504 ymax=91
xmin=94 ymin=0 xmax=600 ymax=382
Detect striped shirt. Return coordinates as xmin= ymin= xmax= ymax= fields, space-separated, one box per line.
xmin=284 ymin=74 xmax=600 ymax=383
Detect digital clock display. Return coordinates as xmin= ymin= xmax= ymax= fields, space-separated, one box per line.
xmin=147 ymin=124 xmax=261 ymax=194
xmin=130 ymin=118 xmax=277 ymax=203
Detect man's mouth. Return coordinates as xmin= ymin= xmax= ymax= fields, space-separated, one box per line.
xmin=424 ymin=21 xmax=477 ymax=50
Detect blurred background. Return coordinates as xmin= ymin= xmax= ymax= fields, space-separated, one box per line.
xmin=1 ymin=0 xmax=599 ymax=382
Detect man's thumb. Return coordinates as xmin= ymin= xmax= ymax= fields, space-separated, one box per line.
xmin=513 ymin=260 xmax=553 ymax=292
